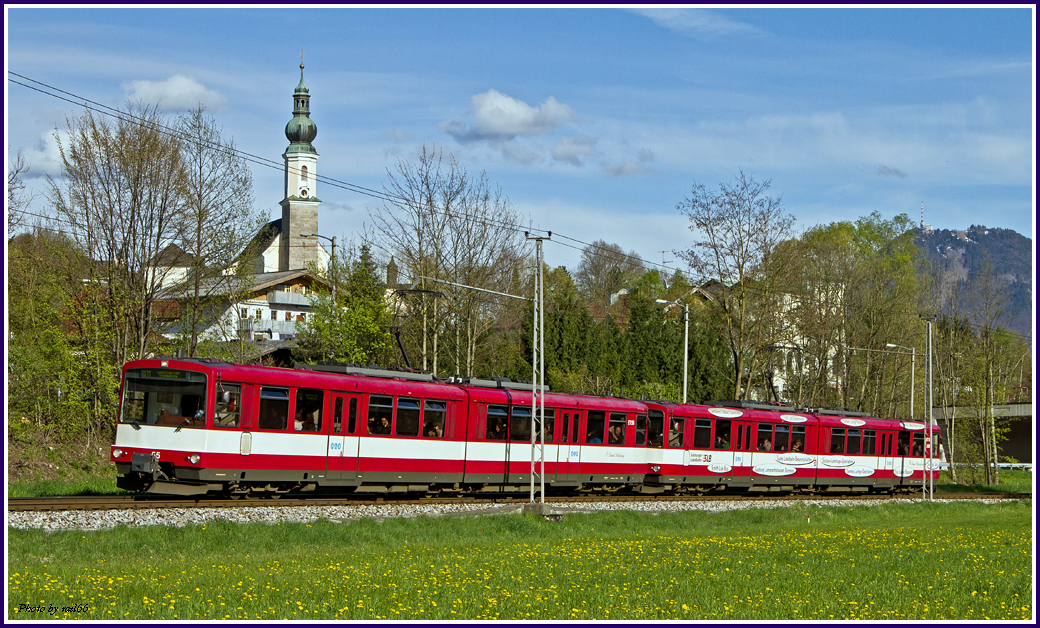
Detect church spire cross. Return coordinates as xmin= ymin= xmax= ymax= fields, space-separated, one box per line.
xmin=299 ymin=50 xmax=305 ymax=69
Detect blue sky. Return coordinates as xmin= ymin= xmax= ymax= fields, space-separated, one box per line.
xmin=6 ymin=6 xmax=1035 ymax=271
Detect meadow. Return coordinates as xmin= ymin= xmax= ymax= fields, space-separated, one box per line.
xmin=7 ymin=500 xmax=1032 ymax=621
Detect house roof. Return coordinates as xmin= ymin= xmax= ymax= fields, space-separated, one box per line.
xmin=234 ymin=218 xmax=282 ymax=265
xmin=157 ymin=269 xmax=330 ymax=300
xmin=149 ymin=243 xmax=195 ymax=268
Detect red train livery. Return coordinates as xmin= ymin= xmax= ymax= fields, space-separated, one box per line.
xmin=111 ymin=359 xmax=941 ymax=496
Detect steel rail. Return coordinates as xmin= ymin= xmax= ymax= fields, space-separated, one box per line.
xmin=8 ymin=491 xmax=1030 ymax=513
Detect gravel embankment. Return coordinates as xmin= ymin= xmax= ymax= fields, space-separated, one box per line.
xmin=6 ymin=497 xmax=1012 ymax=532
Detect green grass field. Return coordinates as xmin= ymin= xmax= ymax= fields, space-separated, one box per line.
xmin=8 ymin=500 xmax=1032 ymax=621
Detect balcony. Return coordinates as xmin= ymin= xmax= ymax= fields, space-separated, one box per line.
xmin=267 ymin=291 xmax=313 ymax=306
xmin=238 ymin=319 xmax=299 ymax=335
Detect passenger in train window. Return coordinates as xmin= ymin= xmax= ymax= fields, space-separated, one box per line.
xmin=607 ymin=425 xmax=623 ymax=444
xmin=758 ymin=439 xmax=772 ymax=452
xmin=424 ymin=422 xmax=443 ymax=438
xmin=912 ymin=442 xmax=924 ymax=456
xmin=294 ymin=407 xmax=306 ymax=431
xmin=587 ymin=430 xmax=602 ymax=444
xmin=487 ymin=419 xmax=506 ymax=440
xmin=369 ymin=415 xmax=391 ymax=435
xmin=791 ymin=439 xmax=804 ymax=452
xmin=715 ymin=435 xmax=729 ymax=449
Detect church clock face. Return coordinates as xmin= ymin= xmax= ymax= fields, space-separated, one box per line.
xmin=300 ymin=188 xmax=309 ymax=198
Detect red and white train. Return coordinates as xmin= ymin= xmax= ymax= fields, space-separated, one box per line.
xmin=111 ymin=358 xmax=941 ymax=496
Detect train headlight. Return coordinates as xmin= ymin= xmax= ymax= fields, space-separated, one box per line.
xmin=187 ymin=454 xmax=200 ymax=464
xmin=112 ymin=448 xmax=125 ymax=459
xmin=650 ymin=465 xmax=660 ymax=473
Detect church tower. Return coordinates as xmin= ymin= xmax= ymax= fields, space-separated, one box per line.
xmin=279 ymin=59 xmax=325 ymax=271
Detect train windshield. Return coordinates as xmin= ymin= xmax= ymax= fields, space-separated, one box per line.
xmin=121 ymin=368 xmax=208 ymax=428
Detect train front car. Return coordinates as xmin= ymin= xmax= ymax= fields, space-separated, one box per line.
xmin=112 ymin=359 xmax=227 ymax=494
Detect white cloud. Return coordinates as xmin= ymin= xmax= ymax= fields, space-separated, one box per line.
xmin=21 ymin=129 xmax=68 ymax=178
xmin=441 ymin=89 xmax=576 ymax=142
xmin=630 ymin=8 xmax=763 ymax=38
xmin=552 ymin=135 xmax=598 ymax=166
xmin=121 ymin=74 xmax=228 ymax=112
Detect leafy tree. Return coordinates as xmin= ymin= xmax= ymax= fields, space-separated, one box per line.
xmin=295 ymin=245 xmax=392 ymax=365
xmin=50 ymin=102 xmax=187 ymax=364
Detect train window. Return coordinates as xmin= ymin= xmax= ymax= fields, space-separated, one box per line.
xmin=586 ymin=411 xmax=606 ymax=444
xmin=647 ymin=410 xmax=665 ymax=448
xmin=846 ymin=429 xmax=862 ymax=455
xmin=395 ymin=398 xmax=421 ymax=437
xmin=791 ymin=426 xmax=806 ymax=452
xmin=214 ymin=383 xmax=242 ymax=428
xmin=862 ymin=430 xmax=876 ymax=455
xmin=294 ymin=389 xmax=324 ymax=432
xmin=333 ymin=397 xmax=343 ymax=434
xmin=121 ymin=368 xmax=207 ymax=427
xmin=714 ymin=420 xmax=731 ymax=449
xmin=607 ymin=413 xmax=626 ymax=445
xmin=912 ymin=432 xmax=925 ymax=457
xmin=667 ymin=418 xmax=684 ymax=448
xmin=561 ymin=413 xmax=570 ymax=443
xmin=540 ymin=409 xmax=556 ymax=443
xmin=571 ymin=413 xmax=580 ymax=444
xmin=368 ymin=396 xmax=393 ymax=435
xmin=422 ymin=400 xmax=446 ymax=438
xmin=510 ymin=407 xmax=532 ymax=442
xmin=693 ymin=419 xmax=712 ymax=449
xmin=897 ymin=431 xmax=911 ymax=456
xmin=486 ymin=405 xmax=508 ymax=440
xmin=348 ymin=398 xmax=358 ymax=434
xmin=635 ymin=414 xmax=647 ymax=446
xmin=830 ymin=428 xmax=846 ymax=454
xmin=258 ymin=387 xmax=289 ymax=430
xmin=757 ymin=423 xmax=774 ymax=451
xmin=773 ymin=424 xmax=790 ymax=452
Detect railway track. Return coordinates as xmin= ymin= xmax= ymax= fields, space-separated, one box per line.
xmin=8 ymin=491 xmax=1030 ymax=513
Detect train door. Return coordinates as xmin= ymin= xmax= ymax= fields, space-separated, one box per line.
xmin=238 ymin=384 xmax=255 ymax=458
xmin=326 ymin=394 xmax=361 ymax=481
xmin=732 ymin=421 xmax=755 ymax=481
xmin=893 ymin=430 xmax=913 ymax=484
xmin=556 ymin=410 xmax=581 ymax=481
xmin=878 ymin=431 xmax=896 ymax=484
xmin=709 ymin=419 xmax=734 ymax=475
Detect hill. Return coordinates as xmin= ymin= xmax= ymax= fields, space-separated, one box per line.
xmin=915 ymin=225 xmax=1033 ymax=339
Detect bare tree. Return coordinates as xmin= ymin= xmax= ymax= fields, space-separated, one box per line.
xmin=174 ymin=104 xmax=264 ymax=357
xmin=371 ymin=145 xmax=463 ymax=371
xmin=371 ymin=145 xmax=527 ymax=376
xmin=677 ymin=170 xmax=795 ymax=399
xmin=574 ymin=240 xmax=645 ymax=302
xmin=442 ymin=171 xmax=527 ymax=376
